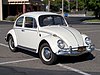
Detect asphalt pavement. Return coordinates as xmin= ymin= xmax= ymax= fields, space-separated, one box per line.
xmin=0 ymin=17 xmax=100 ymax=75
xmin=66 ymin=17 xmax=100 ymax=25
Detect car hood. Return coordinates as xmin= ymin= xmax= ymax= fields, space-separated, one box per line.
xmin=40 ymin=26 xmax=84 ymax=48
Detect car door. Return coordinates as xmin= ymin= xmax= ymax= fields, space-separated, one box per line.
xmin=20 ymin=17 xmax=39 ymax=50
xmin=14 ymin=16 xmax=24 ymax=46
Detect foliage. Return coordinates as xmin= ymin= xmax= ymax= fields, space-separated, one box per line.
xmin=78 ymin=0 xmax=85 ymax=10
xmin=43 ymin=0 xmax=69 ymax=12
xmin=84 ymin=19 xmax=100 ymax=22
xmin=6 ymin=16 xmax=16 ymax=21
xmin=70 ymin=0 xmax=85 ymax=11
xmin=70 ymin=1 xmax=76 ymax=10
xmin=6 ymin=13 xmax=21 ymax=21
xmin=43 ymin=0 xmax=100 ymax=18
xmin=86 ymin=0 xmax=100 ymax=18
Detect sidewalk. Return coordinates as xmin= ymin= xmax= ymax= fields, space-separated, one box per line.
xmin=68 ymin=14 xmax=86 ymax=17
xmin=83 ymin=21 xmax=100 ymax=24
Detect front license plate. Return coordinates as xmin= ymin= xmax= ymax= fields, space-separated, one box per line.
xmin=78 ymin=47 xmax=86 ymax=52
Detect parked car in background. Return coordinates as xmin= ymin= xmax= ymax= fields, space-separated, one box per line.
xmin=5 ymin=12 xmax=95 ymax=65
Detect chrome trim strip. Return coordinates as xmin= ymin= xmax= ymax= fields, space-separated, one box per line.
xmin=17 ymin=45 xmax=37 ymax=53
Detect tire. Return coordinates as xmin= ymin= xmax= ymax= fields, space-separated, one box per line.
xmin=39 ymin=43 xmax=57 ymax=65
xmin=8 ymin=36 xmax=17 ymax=52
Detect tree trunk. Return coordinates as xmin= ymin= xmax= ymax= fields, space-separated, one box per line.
xmin=99 ymin=10 xmax=100 ymax=19
xmin=94 ymin=11 xmax=98 ymax=18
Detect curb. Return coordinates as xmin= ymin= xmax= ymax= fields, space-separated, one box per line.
xmin=1 ymin=20 xmax=14 ymax=23
xmin=83 ymin=21 xmax=100 ymax=24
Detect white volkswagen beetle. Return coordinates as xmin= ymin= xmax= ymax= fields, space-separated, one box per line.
xmin=5 ymin=12 xmax=95 ymax=65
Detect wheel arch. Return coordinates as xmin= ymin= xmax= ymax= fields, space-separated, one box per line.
xmin=6 ymin=29 xmax=18 ymax=47
xmin=38 ymin=39 xmax=49 ymax=53
xmin=37 ymin=36 xmax=60 ymax=54
xmin=6 ymin=34 xmax=12 ymax=42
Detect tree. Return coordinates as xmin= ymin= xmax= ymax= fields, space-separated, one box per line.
xmin=43 ymin=0 xmax=69 ymax=12
xmin=78 ymin=0 xmax=85 ymax=10
xmin=70 ymin=0 xmax=85 ymax=11
xmin=94 ymin=0 xmax=100 ymax=18
xmin=43 ymin=0 xmax=100 ymax=18
xmin=85 ymin=0 xmax=100 ymax=18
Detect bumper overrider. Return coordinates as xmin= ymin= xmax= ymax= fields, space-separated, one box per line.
xmin=56 ymin=44 xmax=95 ymax=56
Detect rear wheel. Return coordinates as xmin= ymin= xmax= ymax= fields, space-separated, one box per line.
xmin=39 ymin=43 xmax=57 ymax=65
xmin=8 ymin=36 xmax=17 ymax=52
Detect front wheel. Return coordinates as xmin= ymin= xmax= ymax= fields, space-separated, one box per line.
xmin=8 ymin=36 xmax=17 ymax=52
xmin=39 ymin=43 xmax=57 ymax=65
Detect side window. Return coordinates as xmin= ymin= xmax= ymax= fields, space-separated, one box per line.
xmin=25 ymin=17 xmax=33 ymax=28
xmin=16 ymin=17 xmax=24 ymax=27
xmin=33 ymin=18 xmax=37 ymax=28
xmin=25 ymin=17 xmax=37 ymax=28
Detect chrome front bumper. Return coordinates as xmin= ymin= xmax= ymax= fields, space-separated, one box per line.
xmin=56 ymin=45 xmax=95 ymax=56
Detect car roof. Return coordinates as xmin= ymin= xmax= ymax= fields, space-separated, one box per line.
xmin=20 ymin=12 xmax=59 ymax=17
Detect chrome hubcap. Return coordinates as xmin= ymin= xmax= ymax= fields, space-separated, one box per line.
xmin=42 ymin=47 xmax=52 ymax=61
xmin=9 ymin=38 xmax=14 ymax=49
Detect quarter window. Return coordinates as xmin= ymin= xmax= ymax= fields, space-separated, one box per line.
xmin=16 ymin=17 xmax=24 ymax=27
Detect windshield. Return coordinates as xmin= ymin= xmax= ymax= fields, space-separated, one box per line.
xmin=39 ymin=15 xmax=67 ymax=27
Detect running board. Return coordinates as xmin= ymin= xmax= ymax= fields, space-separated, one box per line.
xmin=17 ymin=45 xmax=37 ymax=53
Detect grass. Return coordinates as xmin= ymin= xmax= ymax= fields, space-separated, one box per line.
xmin=83 ymin=19 xmax=100 ymax=23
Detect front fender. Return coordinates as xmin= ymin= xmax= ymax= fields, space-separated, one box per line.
xmin=37 ymin=35 xmax=60 ymax=54
xmin=6 ymin=29 xmax=18 ymax=47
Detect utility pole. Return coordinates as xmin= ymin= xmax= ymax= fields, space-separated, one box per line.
xmin=62 ymin=0 xmax=64 ymax=16
xmin=48 ymin=0 xmax=50 ymax=12
xmin=76 ymin=0 xmax=78 ymax=11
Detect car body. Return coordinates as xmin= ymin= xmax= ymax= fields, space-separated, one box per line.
xmin=5 ymin=12 xmax=95 ymax=65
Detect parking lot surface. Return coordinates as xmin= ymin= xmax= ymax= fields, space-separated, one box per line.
xmin=0 ymin=21 xmax=100 ymax=75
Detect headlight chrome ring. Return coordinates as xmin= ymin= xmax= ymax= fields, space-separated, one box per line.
xmin=85 ymin=37 xmax=92 ymax=45
xmin=57 ymin=39 xmax=65 ymax=49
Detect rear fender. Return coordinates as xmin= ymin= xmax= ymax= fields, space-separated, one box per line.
xmin=6 ymin=29 xmax=18 ymax=47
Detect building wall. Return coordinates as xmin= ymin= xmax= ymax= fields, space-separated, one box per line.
xmin=8 ymin=0 xmax=29 ymax=2
xmin=0 ymin=0 xmax=3 ymax=20
xmin=0 ymin=0 xmax=44 ymax=20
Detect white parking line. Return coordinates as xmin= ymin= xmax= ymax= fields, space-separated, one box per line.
xmin=57 ymin=64 xmax=91 ymax=75
xmin=0 ymin=57 xmax=90 ymax=75
xmin=0 ymin=42 xmax=97 ymax=75
xmin=0 ymin=43 xmax=9 ymax=48
xmin=95 ymin=48 xmax=100 ymax=51
xmin=0 ymin=58 xmax=38 ymax=65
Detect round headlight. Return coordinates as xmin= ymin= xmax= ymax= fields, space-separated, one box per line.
xmin=85 ymin=37 xmax=92 ymax=45
xmin=57 ymin=39 xmax=65 ymax=49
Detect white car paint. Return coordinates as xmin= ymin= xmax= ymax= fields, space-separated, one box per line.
xmin=5 ymin=12 xmax=95 ymax=56
xmin=6 ymin=29 xmax=18 ymax=47
xmin=40 ymin=26 xmax=84 ymax=47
